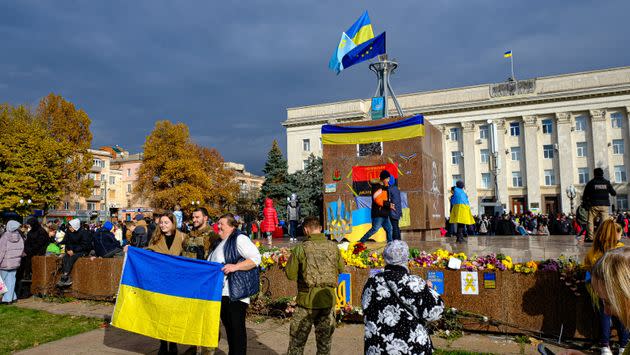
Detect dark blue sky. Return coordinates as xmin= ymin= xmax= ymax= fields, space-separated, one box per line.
xmin=2 ymin=1 xmax=628 ymax=174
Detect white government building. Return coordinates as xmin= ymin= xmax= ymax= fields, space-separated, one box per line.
xmin=283 ymin=66 xmax=630 ymax=216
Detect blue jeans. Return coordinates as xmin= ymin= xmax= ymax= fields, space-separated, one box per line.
xmin=359 ymin=216 xmax=392 ymax=243
xmin=1 ymin=269 xmax=17 ymax=303
xmin=599 ymin=300 xmax=629 ymax=347
xmin=391 ymin=217 xmax=401 ymax=240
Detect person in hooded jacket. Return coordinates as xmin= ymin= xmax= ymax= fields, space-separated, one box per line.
xmin=21 ymin=217 xmax=49 ymax=274
xmin=287 ymin=193 xmax=301 ymax=243
xmin=261 ymin=198 xmax=279 ymax=245
xmin=0 ymin=220 xmax=24 ymax=304
xmin=93 ymin=221 xmax=123 ymax=258
xmin=57 ymin=218 xmax=93 ymax=287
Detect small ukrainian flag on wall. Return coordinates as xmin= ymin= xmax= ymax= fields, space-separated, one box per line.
xmin=111 ymin=247 xmax=224 ymax=347
xmin=504 ymin=50 xmax=513 ymax=58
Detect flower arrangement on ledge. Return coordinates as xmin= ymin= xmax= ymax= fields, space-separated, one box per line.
xmin=255 ymin=241 xmax=583 ymax=277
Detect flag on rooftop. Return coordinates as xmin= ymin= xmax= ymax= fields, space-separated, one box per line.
xmin=111 ymin=247 xmax=224 ymax=347
xmin=504 ymin=50 xmax=513 ymax=58
xmin=328 ymin=11 xmax=380 ymax=74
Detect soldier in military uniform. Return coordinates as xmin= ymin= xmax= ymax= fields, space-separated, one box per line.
xmin=182 ymin=207 xmax=218 ymax=260
xmin=285 ymin=217 xmax=344 ymax=355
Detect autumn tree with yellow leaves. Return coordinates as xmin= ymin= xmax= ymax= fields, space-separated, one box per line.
xmin=134 ymin=120 xmax=238 ymax=217
xmin=0 ymin=94 xmax=93 ymax=215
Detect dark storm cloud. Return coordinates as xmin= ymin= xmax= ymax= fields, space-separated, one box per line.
xmin=1 ymin=0 xmax=629 ymax=174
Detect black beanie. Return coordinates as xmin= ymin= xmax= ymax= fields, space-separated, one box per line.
xmin=594 ymin=168 xmax=604 ymax=177
xmin=379 ymin=170 xmax=391 ymax=180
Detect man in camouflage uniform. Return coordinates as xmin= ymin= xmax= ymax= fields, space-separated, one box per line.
xmin=285 ymin=217 xmax=344 ymax=355
xmin=183 ymin=207 xmax=218 ymax=260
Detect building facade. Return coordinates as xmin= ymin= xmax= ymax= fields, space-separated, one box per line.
xmin=223 ymin=162 xmax=265 ymax=199
xmin=283 ymin=66 xmax=630 ymax=216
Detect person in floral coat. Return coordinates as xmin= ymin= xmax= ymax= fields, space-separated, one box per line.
xmin=361 ymin=240 xmax=444 ymax=355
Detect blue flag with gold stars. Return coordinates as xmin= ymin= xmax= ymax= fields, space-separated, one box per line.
xmin=341 ymin=32 xmax=386 ymax=70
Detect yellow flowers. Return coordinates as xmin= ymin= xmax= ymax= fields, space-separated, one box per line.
xmin=513 ymin=260 xmax=538 ymax=274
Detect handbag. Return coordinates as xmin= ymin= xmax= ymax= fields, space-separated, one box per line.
xmin=0 ymin=274 xmax=7 ymax=295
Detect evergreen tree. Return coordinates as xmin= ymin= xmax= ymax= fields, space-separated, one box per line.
xmin=289 ymin=154 xmax=323 ymax=220
xmin=258 ymin=140 xmax=290 ymax=220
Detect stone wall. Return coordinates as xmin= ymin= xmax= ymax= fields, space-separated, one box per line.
xmin=32 ymin=256 xmax=597 ymax=339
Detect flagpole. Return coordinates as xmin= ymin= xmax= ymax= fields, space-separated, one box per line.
xmin=510 ymin=53 xmax=516 ymax=81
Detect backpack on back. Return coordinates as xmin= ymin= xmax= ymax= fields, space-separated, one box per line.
xmin=302 ymin=241 xmax=339 ymax=288
xmin=576 ymin=205 xmax=589 ymax=225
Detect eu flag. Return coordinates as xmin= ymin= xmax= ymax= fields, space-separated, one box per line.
xmin=341 ymin=32 xmax=386 ymax=70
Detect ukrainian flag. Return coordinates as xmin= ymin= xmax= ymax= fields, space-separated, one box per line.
xmin=321 ymin=114 xmax=424 ymax=145
xmin=329 ymin=10 xmax=375 ymax=74
xmin=504 ymin=50 xmax=512 ymax=58
xmin=111 ymin=247 xmax=223 ymax=347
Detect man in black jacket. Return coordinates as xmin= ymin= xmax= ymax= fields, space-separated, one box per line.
xmin=583 ymin=167 xmax=617 ymax=241
xmin=359 ymin=170 xmax=393 ymax=243
xmin=57 ymin=218 xmax=93 ymax=287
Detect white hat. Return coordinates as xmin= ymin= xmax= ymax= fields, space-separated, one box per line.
xmin=6 ymin=220 xmax=20 ymax=232
xmin=69 ymin=218 xmax=81 ymax=231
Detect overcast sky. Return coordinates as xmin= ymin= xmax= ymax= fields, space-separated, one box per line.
xmin=1 ymin=1 xmax=629 ymax=174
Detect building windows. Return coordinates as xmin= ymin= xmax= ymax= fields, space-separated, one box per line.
xmin=127 ymin=169 xmax=131 ymax=177
xmin=451 ymin=151 xmax=461 ymax=165
xmin=611 ymin=112 xmax=623 ymax=128
xmin=63 ymin=201 xmax=70 ymax=210
xmin=511 ymin=147 xmax=521 ymax=161
xmin=509 ymin=122 xmax=520 ymax=136
xmin=127 ymin=184 xmax=132 ymax=193
xmin=479 ymin=125 xmax=489 ymax=139
xmin=617 ymin=195 xmax=629 ymax=211
xmin=93 ymin=159 xmax=105 ymax=168
xmin=480 ymin=149 xmax=489 ymax=164
xmin=87 ymin=202 xmax=96 ymax=211
xmin=75 ymin=202 xmax=80 ymax=210
xmin=449 ymin=128 xmax=460 ymax=141
xmin=302 ymin=139 xmax=310 ymax=152
xmin=612 ymin=139 xmax=624 ymax=155
xmin=302 ymin=160 xmax=309 ymax=170
xmin=481 ymin=173 xmax=491 ymax=189
xmin=575 ymin=115 xmax=587 ymax=132
xmin=512 ymin=172 xmax=523 ymax=187
xmin=544 ymin=170 xmax=556 ymax=185
xmin=543 ymin=145 xmax=554 ymax=159
xmin=578 ymin=168 xmax=590 ymax=184
xmin=319 ymin=137 xmax=322 ymax=150
xmin=452 ymin=174 xmax=462 ymax=187
xmin=542 ymin=119 xmax=553 ymax=134
xmin=615 ymin=165 xmax=627 ymax=183
xmin=109 ymin=176 xmax=116 ymax=185
xmin=576 ymin=142 xmax=588 ymax=157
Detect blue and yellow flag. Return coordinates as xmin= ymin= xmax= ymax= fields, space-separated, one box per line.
xmin=504 ymin=50 xmax=512 ymax=58
xmin=111 ymin=247 xmax=224 ymax=347
xmin=328 ymin=10 xmax=375 ymax=74
xmin=321 ymin=114 xmax=424 ymax=145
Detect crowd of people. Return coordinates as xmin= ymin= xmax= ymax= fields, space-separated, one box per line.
xmin=1 ymin=167 xmax=629 ymax=354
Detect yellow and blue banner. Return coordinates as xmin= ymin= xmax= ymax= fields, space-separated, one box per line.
xmin=111 ymin=247 xmax=224 ymax=347
xmin=504 ymin=50 xmax=512 ymax=58
xmin=321 ymin=114 xmax=424 ymax=145
xmin=329 ymin=10 xmax=377 ymax=74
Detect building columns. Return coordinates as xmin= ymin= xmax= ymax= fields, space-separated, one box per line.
xmin=494 ymin=119 xmax=509 ymax=210
xmin=462 ymin=121 xmax=479 ymax=215
xmin=556 ymin=112 xmax=575 ymax=214
xmin=440 ymin=126 xmax=451 ymax=216
xmin=523 ymin=115 xmax=541 ymax=211
xmin=590 ymin=109 xmax=610 ymax=176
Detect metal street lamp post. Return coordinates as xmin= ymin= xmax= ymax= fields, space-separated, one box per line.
xmin=566 ymin=184 xmax=577 ymax=215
